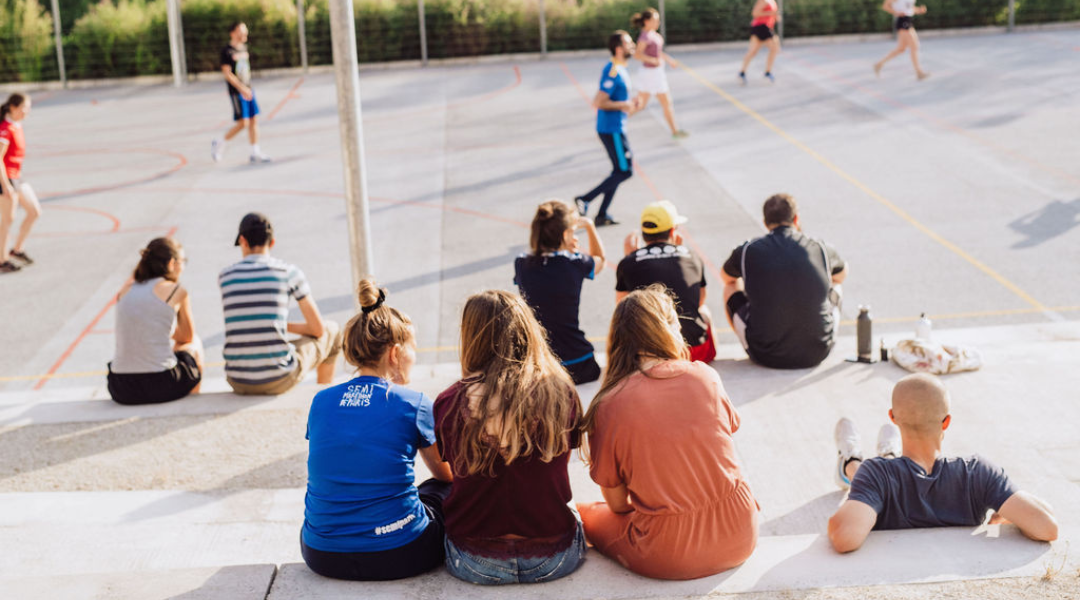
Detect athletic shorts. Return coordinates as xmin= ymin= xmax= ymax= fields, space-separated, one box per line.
xmin=725 ymin=291 xmax=752 ymax=352
xmin=2 ymin=178 xmax=20 ymax=195
xmin=107 ymin=350 xmax=202 ymax=405
xmin=751 ymin=24 xmax=774 ymax=41
xmin=635 ymin=65 xmax=670 ymax=95
xmin=895 ymin=16 xmax=914 ymax=30
xmin=229 ymin=91 xmax=260 ymax=121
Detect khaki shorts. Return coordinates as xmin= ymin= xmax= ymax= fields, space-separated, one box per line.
xmin=228 ymin=321 xmax=343 ymax=396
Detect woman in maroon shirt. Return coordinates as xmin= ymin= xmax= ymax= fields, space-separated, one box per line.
xmin=435 ymin=289 xmax=586 ymax=585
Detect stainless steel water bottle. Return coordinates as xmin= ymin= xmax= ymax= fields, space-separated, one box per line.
xmin=857 ymin=306 xmax=872 ymax=362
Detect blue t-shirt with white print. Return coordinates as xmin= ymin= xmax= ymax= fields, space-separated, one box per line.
xmin=597 ymin=61 xmax=631 ymax=134
xmin=303 ymin=376 xmax=437 ymax=552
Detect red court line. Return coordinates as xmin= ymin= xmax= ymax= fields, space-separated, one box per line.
xmin=34 ymin=225 xmax=179 ymax=390
xmin=266 ymin=77 xmax=305 ymax=121
xmin=793 ymin=49 xmax=1080 ymax=187
xmin=37 ymin=148 xmax=189 ymax=202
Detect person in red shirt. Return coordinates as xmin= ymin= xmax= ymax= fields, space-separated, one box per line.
xmin=434 ymin=290 xmax=586 ymax=585
xmin=738 ymin=0 xmax=781 ymax=84
xmin=0 ymin=93 xmax=41 ymax=273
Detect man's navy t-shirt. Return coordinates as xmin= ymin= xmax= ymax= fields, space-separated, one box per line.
xmin=514 ymin=251 xmax=596 ymax=365
xmin=848 ymin=455 xmax=1018 ymax=530
xmin=616 ymin=242 xmax=708 ymax=347
xmin=303 ymin=376 xmax=437 ymax=553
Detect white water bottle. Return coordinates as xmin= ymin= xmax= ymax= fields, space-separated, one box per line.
xmin=915 ymin=313 xmax=932 ymax=340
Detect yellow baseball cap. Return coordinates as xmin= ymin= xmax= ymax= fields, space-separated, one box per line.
xmin=640 ymin=200 xmax=688 ymax=234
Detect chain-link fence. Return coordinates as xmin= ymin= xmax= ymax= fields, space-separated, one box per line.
xmin=2 ymin=0 xmax=1078 ymax=85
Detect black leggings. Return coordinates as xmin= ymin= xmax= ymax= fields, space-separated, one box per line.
xmin=301 ymin=478 xmax=452 ymax=581
xmin=580 ymin=132 xmax=633 ymax=219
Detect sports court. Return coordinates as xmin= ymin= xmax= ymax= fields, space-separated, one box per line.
xmin=1 ymin=29 xmax=1079 ymax=599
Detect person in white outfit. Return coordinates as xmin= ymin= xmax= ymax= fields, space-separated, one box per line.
xmin=631 ymin=8 xmax=688 ymax=139
xmin=874 ymin=0 xmax=930 ymax=80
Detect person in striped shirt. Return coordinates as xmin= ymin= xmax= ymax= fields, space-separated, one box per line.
xmin=219 ymin=213 xmax=342 ymax=395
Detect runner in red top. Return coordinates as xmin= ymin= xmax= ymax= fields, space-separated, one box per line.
xmin=0 ymin=93 xmax=41 ymax=273
xmin=738 ymin=0 xmax=781 ymax=84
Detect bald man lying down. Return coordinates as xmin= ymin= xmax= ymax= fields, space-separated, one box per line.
xmin=827 ymin=373 xmax=1059 ymax=553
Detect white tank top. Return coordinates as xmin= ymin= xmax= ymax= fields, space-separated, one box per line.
xmin=111 ymin=278 xmax=179 ymax=373
xmin=892 ymin=0 xmax=915 ymax=17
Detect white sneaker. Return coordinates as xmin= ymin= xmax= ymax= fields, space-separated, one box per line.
xmin=834 ymin=418 xmax=864 ymax=490
xmin=211 ymin=139 xmax=223 ymax=162
xmin=877 ymin=424 xmax=902 ymax=459
xmin=249 ymin=152 xmax=272 ymax=164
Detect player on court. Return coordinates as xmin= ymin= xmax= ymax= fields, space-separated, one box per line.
xmin=874 ymin=0 xmax=930 ymax=80
xmin=211 ymin=22 xmax=271 ymax=164
xmin=0 ymin=93 xmax=41 ymax=273
xmin=738 ymin=0 xmax=781 ymax=84
xmin=575 ymin=31 xmax=644 ymax=228
xmin=631 ymin=8 xmax=688 ymax=139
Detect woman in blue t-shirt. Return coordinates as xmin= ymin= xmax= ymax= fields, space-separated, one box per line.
xmin=301 ymin=279 xmax=453 ymax=580
xmin=514 ymin=200 xmax=607 ymax=384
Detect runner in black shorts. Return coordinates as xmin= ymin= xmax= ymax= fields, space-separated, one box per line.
xmin=739 ymin=0 xmax=781 ymax=84
xmin=211 ymin=21 xmax=272 ymax=164
xmin=874 ymin=0 xmax=930 ymax=81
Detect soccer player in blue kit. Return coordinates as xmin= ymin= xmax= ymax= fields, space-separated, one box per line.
xmin=575 ymin=31 xmax=644 ymax=227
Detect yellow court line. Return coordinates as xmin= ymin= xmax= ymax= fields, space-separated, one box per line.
xmin=4 ymin=306 xmax=1077 ymax=383
xmin=676 ymin=63 xmax=1048 ymax=313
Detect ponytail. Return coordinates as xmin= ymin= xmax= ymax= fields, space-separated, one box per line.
xmin=0 ymin=93 xmax=27 ymax=122
xmin=631 ymin=8 xmax=659 ymax=29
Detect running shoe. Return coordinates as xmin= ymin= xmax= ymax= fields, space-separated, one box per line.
xmin=250 ymin=152 xmax=273 ymax=164
xmin=764 ymin=72 xmax=775 ymax=83
xmin=595 ymin=215 xmax=620 ymax=227
xmin=574 ymin=196 xmax=590 ymax=216
xmin=738 ymin=72 xmax=747 ymax=86
xmin=9 ymin=250 xmax=33 ymax=265
xmin=834 ymin=417 xmax=864 ymax=490
xmin=0 ymin=260 xmax=21 ymax=273
xmin=876 ymin=424 xmax=902 ymax=459
xmin=211 ymin=139 xmax=223 ymax=162
xmin=672 ymin=130 xmax=690 ymax=139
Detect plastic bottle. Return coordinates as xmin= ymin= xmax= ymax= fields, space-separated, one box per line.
xmin=915 ymin=313 xmax=932 ymax=340
xmin=857 ymin=306 xmax=872 ymax=362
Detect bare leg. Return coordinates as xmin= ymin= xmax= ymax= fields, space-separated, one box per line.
xmin=656 ymin=93 xmax=679 ymax=134
xmin=764 ymin=37 xmax=781 ymax=73
xmin=740 ymin=37 xmax=763 ymax=73
xmin=874 ymin=33 xmax=910 ymax=74
xmin=316 ymin=358 xmax=336 ymax=385
xmin=175 ymin=335 xmax=205 ymax=395
xmin=247 ymin=116 xmax=259 ymax=145
xmin=0 ymin=191 xmax=15 ymax=263
xmin=908 ymin=29 xmax=929 ymax=78
xmin=636 ymin=91 xmax=652 ymax=110
xmin=223 ymin=120 xmax=246 ymax=141
xmin=11 ymin=184 xmax=40 ymax=252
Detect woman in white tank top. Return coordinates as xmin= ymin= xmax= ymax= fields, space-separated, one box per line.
xmin=874 ymin=0 xmax=930 ymax=80
xmin=108 ymin=237 xmax=204 ymax=405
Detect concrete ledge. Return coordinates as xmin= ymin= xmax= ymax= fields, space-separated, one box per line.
xmin=0 ymin=564 xmax=277 ymax=600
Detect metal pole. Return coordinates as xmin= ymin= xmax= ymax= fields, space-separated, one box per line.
xmin=418 ymin=0 xmax=428 ymax=66
xmin=777 ymin=0 xmax=784 ymax=42
xmin=328 ymin=0 xmax=375 ymax=283
xmin=165 ymin=0 xmax=187 ymax=86
xmin=1007 ymin=0 xmax=1016 ymax=32
xmin=297 ymin=0 xmax=309 ymax=72
xmin=538 ymin=0 xmax=547 ymax=56
xmin=659 ymin=0 xmax=666 ymax=40
xmin=48 ymin=0 xmax=66 ymax=87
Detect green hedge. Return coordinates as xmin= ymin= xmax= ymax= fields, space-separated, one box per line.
xmin=3 ymin=0 xmax=1080 ymax=82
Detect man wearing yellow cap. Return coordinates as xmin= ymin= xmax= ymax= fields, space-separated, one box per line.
xmin=615 ymin=200 xmax=716 ymax=362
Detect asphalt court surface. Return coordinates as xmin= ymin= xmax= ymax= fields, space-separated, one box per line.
xmin=2 ymin=30 xmax=1079 ymax=390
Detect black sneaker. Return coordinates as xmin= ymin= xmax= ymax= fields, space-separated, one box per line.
xmin=574 ymin=196 xmax=590 ymax=216
xmin=0 ymin=261 xmax=21 ymax=273
xmin=9 ymin=250 xmax=33 ymax=265
xmin=595 ymin=215 xmax=620 ymax=227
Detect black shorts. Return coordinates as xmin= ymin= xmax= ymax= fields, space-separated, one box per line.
xmin=751 ymin=24 xmax=774 ymax=41
xmin=564 ymin=355 xmax=601 ymax=385
xmin=107 ymin=350 xmax=201 ymax=405
xmin=895 ymin=16 xmax=914 ymax=30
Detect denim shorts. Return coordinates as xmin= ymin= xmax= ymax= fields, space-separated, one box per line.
xmin=444 ymin=521 xmax=587 ymax=585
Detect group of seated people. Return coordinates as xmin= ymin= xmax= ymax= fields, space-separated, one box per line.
xmin=105 ymin=198 xmax=1058 ymax=585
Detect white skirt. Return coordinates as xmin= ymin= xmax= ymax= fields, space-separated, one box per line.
xmin=635 ymin=65 xmax=669 ymax=94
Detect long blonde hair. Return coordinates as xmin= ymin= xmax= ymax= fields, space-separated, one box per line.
xmin=580 ymin=285 xmax=687 ymax=441
xmin=449 ymin=290 xmax=580 ymax=476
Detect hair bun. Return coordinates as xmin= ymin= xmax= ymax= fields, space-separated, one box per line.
xmin=356 ymin=278 xmax=388 ymax=313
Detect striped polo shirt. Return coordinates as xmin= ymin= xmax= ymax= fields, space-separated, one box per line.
xmin=219 ymin=254 xmax=311 ymax=385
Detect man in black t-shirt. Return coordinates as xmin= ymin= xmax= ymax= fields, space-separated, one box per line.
xmin=211 ymin=21 xmax=271 ymax=164
xmin=828 ymin=374 xmax=1058 ymax=553
xmin=721 ymin=194 xmax=846 ymax=369
xmin=615 ymin=201 xmax=715 ymax=362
